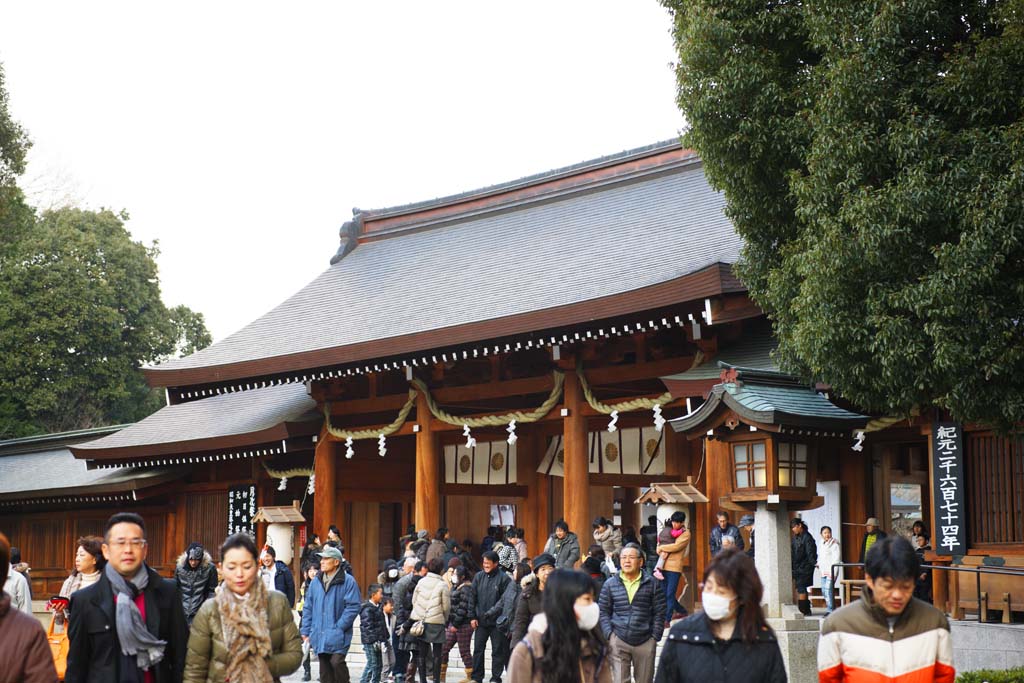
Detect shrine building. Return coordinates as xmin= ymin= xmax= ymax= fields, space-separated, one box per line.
xmin=1 ymin=139 xmax=1021 ymax=625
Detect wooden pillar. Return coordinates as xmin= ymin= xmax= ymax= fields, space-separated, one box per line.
xmin=517 ymin=430 xmax=549 ymax=561
xmin=313 ymin=432 xmax=337 ymax=540
xmin=563 ymin=369 xmax=589 ymax=559
xmin=415 ymin=392 xmax=441 ymax=531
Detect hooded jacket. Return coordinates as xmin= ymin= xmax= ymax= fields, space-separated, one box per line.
xmin=543 ymin=532 xmax=581 ymax=569
xmin=299 ymin=567 xmax=361 ymax=656
xmin=818 ymin=587 xmax=954 ymax=683
xmin=593 ymin=526 xmax=623 ymax=558
xmin=506 ymin=614 xmax=610 ymax=683
xmin=654 ymin=610 xmax=786 ymax=683
xmin=511 ymin=576 xmax=544 ymax=645
xmin=175 ymin=548 xmax=219 ymax=623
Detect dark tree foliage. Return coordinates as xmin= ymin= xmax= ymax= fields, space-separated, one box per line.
xmin=662 ymin=0 xmax=1024 ymax=427
xmin=0 ymin=208 xmax=212 ymax=436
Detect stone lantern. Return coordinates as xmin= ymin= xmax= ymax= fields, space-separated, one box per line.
xmin=670 ymin=363 xmax=867 ymax=683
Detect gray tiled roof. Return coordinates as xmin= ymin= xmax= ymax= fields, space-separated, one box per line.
xmin=0 ymin=447 xmax=181 ymax=498
xmin=671 ymin=369 xmax=867 ymax=433
xmin=662 ymin=328 xmax=778 ymax=382
xmin=151 ymin=155 xmax=739 ymax=376
xmin=72 ymin=382 xmax=316 ymax=453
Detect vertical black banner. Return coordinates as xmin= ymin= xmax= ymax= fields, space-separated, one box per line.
xmin=228 ymin=484 xmax=257 ymax=538
xmin=931 ymin=422 xmax=967 ymax=555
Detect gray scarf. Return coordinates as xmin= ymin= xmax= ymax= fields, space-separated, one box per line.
xmin=104 ymin=563 xmax=167 ymax=671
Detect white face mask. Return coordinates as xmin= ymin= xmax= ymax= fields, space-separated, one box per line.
xmin=388 ymin=569 xmax=399 ymax=579
xmin=575 ymin=602 xmax=600 ymax=631
xmin=450 ymin=575 xmax=459 ymax=585
xmin=701 ymin=591 xmax=735 ymax=621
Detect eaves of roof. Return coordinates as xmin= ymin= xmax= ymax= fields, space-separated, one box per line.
xmin=70 ymin=383 xmax=320 ymax=461
xmin=145 ymin=262 xmax=743 ymax=391
xmin=0 ymin=445 xmax=189 ymax=503
xmin=0 ymin=424 xmax=129 ymax=456
xmin=670 ymin=379 xmax=868 ymax=434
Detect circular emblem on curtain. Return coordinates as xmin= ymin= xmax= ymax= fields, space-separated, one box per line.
xmin=491 ymin=452 xmax=505 ymax=471
xmin=459 ymin=455 xmax=471 ymax=473
xmin=605 ymin=443 xmax=619 ymax=461
xmin=556 ymin=449 xmax=564 ymax=465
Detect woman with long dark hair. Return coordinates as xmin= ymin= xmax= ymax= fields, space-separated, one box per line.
xmin=654 ymin=548 xmax=785 ymax=683
xmin=507 ymin=569 xmax=610 ymax=683
xmin=183 ymin=533 xmax=302 ymax=683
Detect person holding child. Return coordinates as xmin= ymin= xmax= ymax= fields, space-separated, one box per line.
xmin=654 ymin=511 xmax=690 ymax=624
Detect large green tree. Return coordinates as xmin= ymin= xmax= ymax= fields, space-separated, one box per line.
xmin=0 ymin=208 xmax=212 ymax=436
xmin=662 ymin=0 xmax=1024 ymax=427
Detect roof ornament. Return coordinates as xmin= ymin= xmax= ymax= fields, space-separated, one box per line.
xmin=329 ymin=211 xmax=365 ymax=265
xmin=851 ymin=431 xmax=866 ymax=451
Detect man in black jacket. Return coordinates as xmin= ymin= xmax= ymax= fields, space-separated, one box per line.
xmin=260 ymin=545 xmax=296 ymax=606
xmin=67 ymin=512 xmax=188 ymax=683
xmin=173 ymin=542 xmax=217 ymax=625
xmin=470 ymin=551 xmax=511 ymax=683
xmin=791 ymin=519 xmax=818 ymax=616
xmin=598 ymin=543 xmax=666 ymax=683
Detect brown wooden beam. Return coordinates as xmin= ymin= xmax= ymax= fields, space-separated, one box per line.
xmin=440 ymin=484 xmax=528 ymax=498
xmin=588 ymin=473 xmax=686 ymax=487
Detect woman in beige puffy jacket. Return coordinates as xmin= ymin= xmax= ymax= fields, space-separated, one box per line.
xmin=410 ymin=558 xmax=451 ymax=683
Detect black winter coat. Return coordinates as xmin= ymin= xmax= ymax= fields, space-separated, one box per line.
xmin=654 ymin=611 xmax=786 ymax=683
xmin=471 ymin=568 xmax=511 ymax=627
xmin=174 ymin=551 xmax=218 ymax=624
xmin=66 ymin=566 xmax=189 ymax=683
xmin=359 ymin=600 xmax=386 ymax=645
xmin=448 ymin=583 xmax=475 ymax=628
xmin=597 ymin=573 xmax=666 ymax=646
xmin=496 ymin=579 xmax=520 ymax=636
xmin=639 ymin=524 xmax=659 ymax=564
xmin=791 ymin=530 xmax=817 ymax=581
xmin=511 ymin=580 xmax=543 ymax=644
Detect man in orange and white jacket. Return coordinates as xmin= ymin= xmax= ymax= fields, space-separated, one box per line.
xmin=818 ymin=536 xmax=954 ymax=683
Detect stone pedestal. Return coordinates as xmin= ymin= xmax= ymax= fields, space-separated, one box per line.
xmin=755 ymin=501 xmax=793 ymax=618
xmin=755 ymin=502 xmax=821 ymax=683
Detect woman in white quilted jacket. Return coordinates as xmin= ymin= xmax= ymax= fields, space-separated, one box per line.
xmin=817 ymin=526 xmax=842 ymax=615
xmin=410 ymin=557 xmax=451 ymax=683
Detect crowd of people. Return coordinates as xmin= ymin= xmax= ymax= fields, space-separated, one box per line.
xmin=0 ymin=510 xmax=955 ymax=683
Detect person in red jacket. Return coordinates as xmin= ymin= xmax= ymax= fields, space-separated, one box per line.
xmin=818 ymin=536 xmax=954 ymax=683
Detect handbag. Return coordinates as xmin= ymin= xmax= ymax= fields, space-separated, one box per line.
xmin=409 ymin=620 xmax=425 ymax=637
xmin=47 ymin=615 xmax=69 ymax=681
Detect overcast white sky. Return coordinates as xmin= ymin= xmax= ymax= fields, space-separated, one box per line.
xmin=0 ymin=2 xmax=684 ymax=341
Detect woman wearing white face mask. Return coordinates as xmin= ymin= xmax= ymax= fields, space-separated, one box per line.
xmin=654 ymin=548 xmax=786 ymax=683
xmin=507 ymin=569 xmax=611 ymax=683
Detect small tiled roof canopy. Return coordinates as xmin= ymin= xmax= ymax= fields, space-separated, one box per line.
xmin=634 ymin=477 xmax=709 ymax=504
xmin=252 ymin=505 xmax=305 ymax=524
xmin=660 ymin=320 xmax=777 ymax=398
xmin=144 ymin=140 xmax=743 ymax=390
xmin=670 ymin=364 xmax=868 ymax=435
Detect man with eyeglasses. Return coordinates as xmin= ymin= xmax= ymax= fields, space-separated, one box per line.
xmin=66 ymin=512 xmax=188 ymax=683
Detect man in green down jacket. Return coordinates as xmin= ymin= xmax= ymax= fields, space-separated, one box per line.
xmin=301 ymin=546 xmax=362 ymax=683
